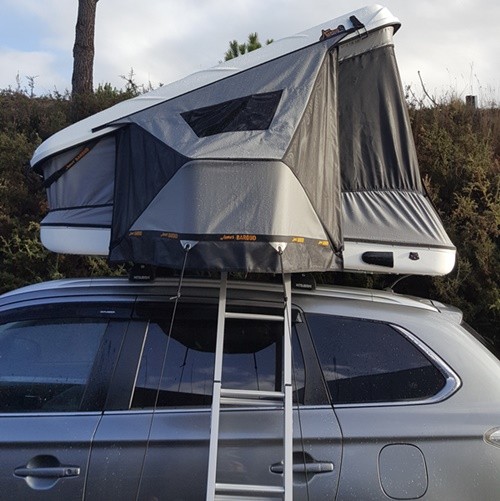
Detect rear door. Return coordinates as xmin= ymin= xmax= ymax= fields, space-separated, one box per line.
xmin=306 ymin=313 xmax=462 ymax=500
xmin=86 ymin=298 xmax=343 ymax=500
xmin=0 ymin=302 xmax=128 ymax=500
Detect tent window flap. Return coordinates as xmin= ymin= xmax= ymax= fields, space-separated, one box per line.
xmin=181 ymin=90 xmax=283 ymax=137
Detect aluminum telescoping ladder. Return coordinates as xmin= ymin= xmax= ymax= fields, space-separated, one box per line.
xmin=206 ymin=272 xmax=293 ymax=501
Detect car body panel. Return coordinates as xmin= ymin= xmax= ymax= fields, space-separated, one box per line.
xmin=334 ymin=403 xmax=500 ymax=500
xmin=0 ymin=277 xmax=499 ymax=499
xmin=86 ymin=407 xmax=342 ymax=500
xmin=0 ymin=414 xmax=100 ymax=500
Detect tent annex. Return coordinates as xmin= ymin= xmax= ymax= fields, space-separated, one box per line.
xmin=31 ymin=5 xmax=456 ymax=275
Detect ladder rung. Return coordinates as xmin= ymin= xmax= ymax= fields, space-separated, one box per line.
xmin=220 ymin=397 xmax=283 ymax=407
xmin=216 ymin=482 xmax=284 ymax=496
xmin=221 ymin=388 xmax=284 ymax=400
xmin=220 ymin=388 xmax=284 ymax=406
xmin=215 ymin=496 xmax=281 ymax=501
xmin=225 ymin=312 xmax=284 ymax=322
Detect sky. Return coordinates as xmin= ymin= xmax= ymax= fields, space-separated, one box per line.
xmin=0 ymin=0 xmax=498 ymax=104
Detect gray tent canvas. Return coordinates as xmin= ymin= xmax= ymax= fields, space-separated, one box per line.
xmin=31 ymin=5 xmax=456 ymax=275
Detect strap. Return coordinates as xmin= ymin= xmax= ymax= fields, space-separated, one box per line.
xmin=135 ymin=243 xmax=191 ymax=501
xmin=43 ymin=139 xmax=99 ymax=189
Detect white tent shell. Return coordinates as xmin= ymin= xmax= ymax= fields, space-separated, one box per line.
xmin=31 ymin=4 xmax=456 ymax=275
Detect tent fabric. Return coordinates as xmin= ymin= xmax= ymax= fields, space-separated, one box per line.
xmin=104 ymin=31 xmax=350 ymax=273
xmin=114 ymin=235 xmax=338 ymax=274
xmin=110 ymin=124 xmax=189 ymax=252
xmin=336 ymin=38 xmax=455 ymax=255
xmin=342 ymin=191 xmax=455 ymax=248
xmin=41 ymin=206 xmax=112 ymax=228
xmin=108 ymin=39 xmax=345 ymax=272
xmin=41 ymin=137 xmax=116 ymax=211
xmin=110 ymin=159 xmax=337 ymax=271
xmin=107 ymin=40 xmax=334 ymax=160
xmin=31 ymin=5 xmax=457 ymax=275
xmin=339 ymin=44 xmax=421 ymax=192
xmin=283 ymin=48 xmax=342 ymax=253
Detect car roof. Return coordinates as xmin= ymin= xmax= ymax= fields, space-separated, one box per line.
xmin=0 ymin=275 xmax=441 ymax=313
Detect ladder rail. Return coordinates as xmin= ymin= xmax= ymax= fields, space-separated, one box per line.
xmin=206 ymin=272 xmax=228 ymax=500
xmin=283 ymin=274 xmax=293 ymax=501
xmin=206 ymin=271 xmax=294 ymax=501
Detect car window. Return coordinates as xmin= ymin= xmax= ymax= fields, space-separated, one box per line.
xmin=307 ymin=314 xmax=446 ymax=405
xmin=0 ymin=318 xmax=108 ymax=412
xmin=131 ymin=304 xmax=305 ymax=408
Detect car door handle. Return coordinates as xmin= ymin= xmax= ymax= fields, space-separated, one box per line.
xmin=270 ymin=461 xmax=334 ymax=475
xmin=14 ymin=466 xmax=80 ymax=479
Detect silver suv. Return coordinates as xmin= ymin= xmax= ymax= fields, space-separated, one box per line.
xmin=0 ymin=277 xmax=499 ymax=500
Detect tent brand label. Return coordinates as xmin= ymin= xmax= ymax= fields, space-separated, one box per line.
xmin=318 ymin=240 xmax=330 ymax=247
xmin=161 ymin=232 xmax=179 ymax=239
xmin=129 ymin=231 xmax=143 ymax=237
xmin=292 ymin=237 xmax=305 ymax=244
xmin=236 ymin=234 xmax=257 ymax=242
xmin=220 ymin=234 xmax=257 ymax=242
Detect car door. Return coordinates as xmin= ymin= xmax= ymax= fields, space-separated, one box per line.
xmin=306 ymin=313 xmax=463 ymax=500
xmin=0 ymin=302 xmax=128 ymax=500
xmin=85 ymin=298 xmax=343 ymax=500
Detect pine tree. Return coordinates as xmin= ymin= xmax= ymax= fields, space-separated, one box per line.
xmin=72 ymin=0 xmax=99 ymax=96
xmin=224 ymin=33 xmax=272 ymax=61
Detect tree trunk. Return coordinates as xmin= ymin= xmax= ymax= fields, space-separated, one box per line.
xmin=72 ymin=0 xmax=98 ymax=96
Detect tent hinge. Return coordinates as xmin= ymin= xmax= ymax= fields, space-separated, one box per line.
xmin=350 ymin=15 xmax=368 ymax=39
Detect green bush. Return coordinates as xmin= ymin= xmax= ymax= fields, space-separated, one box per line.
xmin=410 ymin=100 xmax=499 ymax=341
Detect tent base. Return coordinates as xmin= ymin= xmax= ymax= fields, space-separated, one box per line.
xmin=343 ymin=241 xmax=456 ymax=276
xmin=41 ymin=226 xmax=456 ymax=276
xmin=41 ymin=226 xmax=110 ymax=256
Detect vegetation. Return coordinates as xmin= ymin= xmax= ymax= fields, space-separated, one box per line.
xmin=224 ymin=33 xmax=273 ymax=61
xmin=411 ymin=100 xmax=500 ymax=340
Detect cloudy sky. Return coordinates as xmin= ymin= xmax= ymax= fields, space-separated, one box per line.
xmin=1 ymin=0 xmax=498 ymax=104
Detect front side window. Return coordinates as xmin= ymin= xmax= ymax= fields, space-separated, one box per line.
xmin=0 ymin=318 xmax=107 ymax=412
xmin=307 ymin=314 xmax=447 ymax=405
xmin=131 ymin=304 xmax=304 ymax=408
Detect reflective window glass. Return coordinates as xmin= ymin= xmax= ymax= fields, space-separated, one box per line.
xmin=307 ymin=314 xmax=446 ymax=404
xmin=132 ymin=304 xmax=304 ymax=408
xmin=0 ymin=318 xmax=107 ymax=412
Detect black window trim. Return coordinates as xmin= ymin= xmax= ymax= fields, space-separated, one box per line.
xmin=104 ymin=320 xmax=148 ymax=411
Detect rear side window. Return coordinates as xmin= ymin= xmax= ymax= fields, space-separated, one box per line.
xmin=131 ymin=304 xmax=305 ymax=408
xmin=307 ymin=314 xmax=446 ymax=405
xmin=0 ymin=318 xmax=107 ymax=412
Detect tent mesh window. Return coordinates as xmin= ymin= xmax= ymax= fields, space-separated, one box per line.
xmin=181 ymin=90 xmax=283 ymax=137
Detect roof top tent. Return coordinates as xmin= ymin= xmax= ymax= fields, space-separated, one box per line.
xmin=30 ymin=4 xmax=456 ymax=275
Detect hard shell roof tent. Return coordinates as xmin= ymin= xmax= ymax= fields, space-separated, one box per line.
xmin=30 ymin=4 xmax=456 ymax=275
